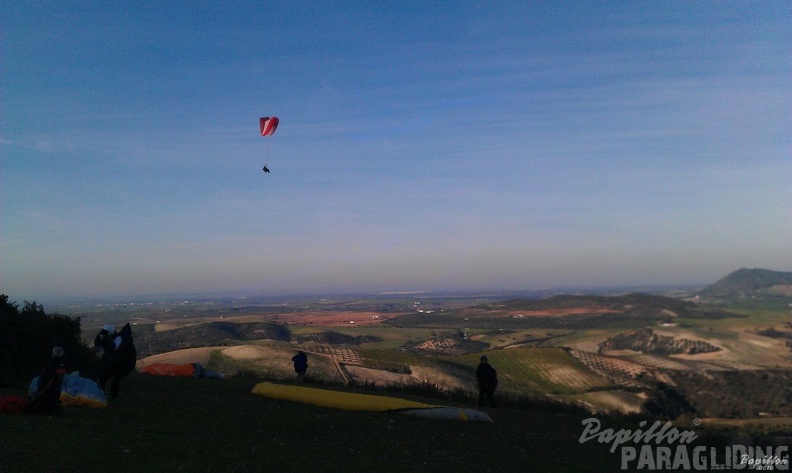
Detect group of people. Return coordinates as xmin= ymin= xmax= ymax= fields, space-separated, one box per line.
xmin=26 ymin=323 xmax=137 ymax=416
xmin=27 ymin=327 xmax=500 ymax=416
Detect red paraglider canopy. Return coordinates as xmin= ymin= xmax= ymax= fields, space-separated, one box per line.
xmin=260 ymin=117 xmax=279 ymax=136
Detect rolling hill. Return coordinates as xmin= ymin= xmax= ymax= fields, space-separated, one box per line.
xmin=134 ymin=321 xmax=292 ymax=357
xmin=696 ymin=268 xmax=792 ymax=299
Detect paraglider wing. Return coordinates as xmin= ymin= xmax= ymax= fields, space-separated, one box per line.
xmin=259 ymin=117 xmax=279 ymax=172
xmin=259 ymin=117 xmax=279 ymax=136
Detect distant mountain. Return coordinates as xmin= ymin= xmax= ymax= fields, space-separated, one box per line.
xmin=697 ymin=268 xmax=792 ymax=299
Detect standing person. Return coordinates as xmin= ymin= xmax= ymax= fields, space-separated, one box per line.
xmin=292 ymin=351 xmax=308 ymax=381
xmin=476 ymin=355 xmax=498 ymax=407
xmin=94 ymin=323 xmax=136 ymax=400
xmin=26 ymin=346 xmax=67 ymax=415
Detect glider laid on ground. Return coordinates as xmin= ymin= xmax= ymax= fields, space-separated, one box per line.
xmin=29 ymin=372 xmax=107 ymax=408
xmin=251 ymin=382 xmax=493 ymax=422
xmin=140 ymin=362 xmax=224 ymax=379
xmin=259 ymin=116 xmax=279 ymax=172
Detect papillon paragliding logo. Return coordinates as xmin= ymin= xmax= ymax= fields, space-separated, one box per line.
xmin=579 ymin=417 xmax=790 ymax=471
xmin=259 ymin=116 xmax=279 ymax=173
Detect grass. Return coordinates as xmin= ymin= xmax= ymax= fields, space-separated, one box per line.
xmin=448 ymin=347 xmax=611 ymax=396
xmin=2 ymin=373 xmax=643 ymax=473
xmin=290 ymin=325 xmax=441 ymax=350
xmin=341 ymin=327 xmax=428 ymax=350
xmin=5 ymin=373 xmax=777 ymax=472
xmin=684 ymin=303 xmax=792 ymax=330
xmin=357 ymin=349 xmax=430 ymax=371
xmin=355 ymin=346 xmax=612 ymax=397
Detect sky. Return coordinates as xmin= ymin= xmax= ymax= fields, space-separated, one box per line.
xmin=2 ymin=1 xmax=791 ymax=301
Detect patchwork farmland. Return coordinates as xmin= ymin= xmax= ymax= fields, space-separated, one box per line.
xmin=68 ymin=286 xmax=792 ymax=419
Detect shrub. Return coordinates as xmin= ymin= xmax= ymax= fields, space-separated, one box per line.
xmin=0 ymin=295 xmax=97 ymax=386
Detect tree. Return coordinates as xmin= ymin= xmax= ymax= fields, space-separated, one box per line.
xmin=0 ymin=295 xmax=97 ymax=386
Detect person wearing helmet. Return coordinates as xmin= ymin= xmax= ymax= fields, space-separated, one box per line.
xmin=26 ymin=346 xmax=67 ymax=415
xmin=476 ymin=355 xmax=498 ymax=407
xmin=94 ymin=323 xmax=136 ymax=400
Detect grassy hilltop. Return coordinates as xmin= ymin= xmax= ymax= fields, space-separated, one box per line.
xmin=0 ymin=374 xmax=769 ymax=473
xmin=0 ymin=374 xmax=602 ymax=472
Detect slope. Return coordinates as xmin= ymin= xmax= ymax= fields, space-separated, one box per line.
xmin=1 ymin=374 xmax=767 ymax=472
xmin=0 ymin=374 xmax=619 ymax=472
xmin=697 ymin=268 xmax=792 ymax=299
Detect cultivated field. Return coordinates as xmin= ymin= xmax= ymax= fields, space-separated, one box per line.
xmin=62 ymin=291 xmax=792 ymax=418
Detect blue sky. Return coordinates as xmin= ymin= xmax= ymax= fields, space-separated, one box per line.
xmin=2 ymin=1 xmax=790 ymax=300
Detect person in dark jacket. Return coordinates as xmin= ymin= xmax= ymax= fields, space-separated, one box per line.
xmin=476 ymin=355 xmax=498 ymax=407
xmin=94 ymin=323 xmax=136 ymax=400
xmin=26 ymin=346 xmax=67 ymax=415
xmin=292 ymin=351 xmax=308 ymax=381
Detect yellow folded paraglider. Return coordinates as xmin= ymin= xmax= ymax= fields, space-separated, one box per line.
xmin=252 ymin=382 xmax=431 ymax=411
xmin=251 ymin=382 xmax=494 ymax=422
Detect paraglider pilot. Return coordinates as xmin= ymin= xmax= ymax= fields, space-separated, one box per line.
xmin=262 ymin=165 xmax=270 ymax=173
xmin=26 ymin=346 xmax=67 ymax=416
xmin=94 ymin=324 xmax=137 ymax=400
xmin=292 ymin=351 xmax=308 ymax=381
xmin=476 ymin=355 xmax=498 ymax=407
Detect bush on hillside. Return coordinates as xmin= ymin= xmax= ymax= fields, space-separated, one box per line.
xmin=0 ymin=294 xmax=97 ymax=386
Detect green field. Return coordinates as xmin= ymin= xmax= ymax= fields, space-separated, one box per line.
xmin=313 ymin=326 xmax=440 ymax=350
xmin=454 ymin=347 xmax=612 ymax=395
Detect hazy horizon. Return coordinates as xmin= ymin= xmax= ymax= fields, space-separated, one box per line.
xmin=5 ymin=282 xmax=712 ymax=309
xmin=3 ymin=2 xmax=790 ymax=300
xmin=0 ymin=269 xmax=770 ymax=307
